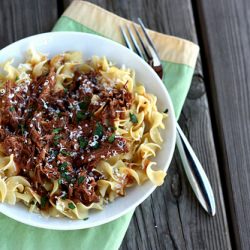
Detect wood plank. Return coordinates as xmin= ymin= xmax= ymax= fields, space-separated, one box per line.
xmin=0 ymin=0 xmax=232 ymax=249
xmin=61 ymin=1 xmax=231 ymax=249
xmin=193 ymin=0 xmax=250 ymax=249
xmin=0 ymin=0 xmax=58 ymax=49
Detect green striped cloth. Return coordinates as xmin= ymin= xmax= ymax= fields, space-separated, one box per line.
xmin=0 ymin=1 xmax=199 ymax=250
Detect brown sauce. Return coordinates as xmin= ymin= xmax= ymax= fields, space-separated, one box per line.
xmin=0 ymin=65 xmax=132 ymax=207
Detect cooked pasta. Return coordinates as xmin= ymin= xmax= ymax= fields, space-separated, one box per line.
xmin=0 ymin=49 xmax=167 ymax=219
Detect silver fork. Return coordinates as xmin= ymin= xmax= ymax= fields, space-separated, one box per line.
xmin=121 ymin=18 xmax=216 ymax=216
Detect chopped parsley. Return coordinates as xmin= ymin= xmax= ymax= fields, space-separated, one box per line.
xmin=41 ymin=196 xmax=48 ymax=208
xmin=53 ymin=128 xmax=62 ymax=134
xmin=60 ymin=149 xmax=71 ymax=156
xmin=94 ymin=122 xmax=103 ymax=137
xmin=60 ymin=162 xmax=68 ymax=168
xmin=58 ymin=162 xmax=68 ymax=173
xmin=64 ymin=174 xmax=72 ymax=182
xmin=129 ymin=113 xmax=138 ymax=124
xmin=9 ymin=106 xmax=15 ymax=112
xmin=68 ymin=202 xmax=76 ymax=210
xmin=53 ymin=134 xmax=62 ymax=146
xmin=164 ymin=108 xmax=168 ymax=114
xmin=18 ymin=124 xmax=26 ymax=136
xmin=54 ymin=135 xmax=61 ymax=140
xmin=76 ymin=111 xmax=87 ymax=122
xmin=79 ymin=96 xmax=91 ymax=112
xmin=83 ymin=217 xmax=89 ymax=221
xmin=15 ymin=76 xmax=19 ymax=81
xmin=61 ymin=193 xmax=67 ymax=200
xmin=79 ymin=102 xmax=89 ymax=110
xmin=60 ymin=173 xmax=66 ymax=179
xmin=108 ymin=133 xmax=115 ymax=143
xmin=78 ymin=176 xmax=85 ymax=184
xmin=60 ymin=172 xmax=72 ymax=182
xmin=91 ymin=141 xmax=99 ymax=149
xmin=49 ymin=149 xmax=59 ymax=158
xmin=78 ymin=137 xmax=88 ymax=149
xmin=58 ymin=178 xmax=64 ymax=185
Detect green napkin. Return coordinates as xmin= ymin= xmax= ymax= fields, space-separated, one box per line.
xmin=0 ymin=1 xmax=199 ymax=250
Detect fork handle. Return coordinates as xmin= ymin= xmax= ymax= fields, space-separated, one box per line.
xmin=176 ymin=123 xmax=216 ymax=216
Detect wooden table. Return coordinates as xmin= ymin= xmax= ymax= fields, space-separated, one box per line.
xmin=1 ymin=0 xmax=249 ymax=249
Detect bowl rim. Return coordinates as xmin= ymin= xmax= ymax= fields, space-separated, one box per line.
xmin=0 ymin=31 xmax=177 ymax=230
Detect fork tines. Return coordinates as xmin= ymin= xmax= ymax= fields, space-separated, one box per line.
xmin=137 ymin=18 xmax=158 ymax=54
xmin=120 ymin=18 xmax=162 ymax=78
xmin=120 ymin=21 xmax=150 ymax=62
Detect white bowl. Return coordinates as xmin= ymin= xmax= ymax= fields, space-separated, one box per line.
xmin=0 ymin=32 xmax=176 ymax=230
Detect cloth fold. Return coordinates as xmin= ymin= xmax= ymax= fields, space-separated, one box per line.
xmin=0 ymin=1 xmax=199 ymax=250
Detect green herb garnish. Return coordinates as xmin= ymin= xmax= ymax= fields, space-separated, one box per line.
xmin=15 ymin=76 xmax=19 ymax=81
xmin=58 ymin=178 xmax=64 ymax=185
xmin=21 ymin=125 xmax=25 ymax=135
xmin=61 ymin=173 xmax=66 ymax=179
xmin=60 ymin=150 xmax=71 ymax=156
xmin=129 ymin=113 xmax=138 ymax=124
xmin=58 ymin=162 xmax=68 ymax=173
xmin=68 ymin=203 xmax=76 ymax=210
xmin=53 ymin=128 xmax=62 ymax=134
xmin=50 ymin=149 xmax=59 ymax=158
xmin=61 ymin=193 xmax=67 ymax=200
xmin=164 ymin=108 xmax=168 ymax=114
xmin=60 ymin=172 xmax=72 ymax=182
xmin=94 ymin=122 xmax=103 ymax=137
xmin=83 ymin=217 xmax=89 ymax=221
xmin=54 ymin=135 xmax=62 ymax=140
xmin=78 ymin=137 xmax=88 ymax=149
xmin=91 ymin=141 xmax=99 ymax=149
xmin=78 ymin=176 xmax=85 ymax=184
xmin=53 ymin=134 xmax=62 ymax=146
xmin=60 ymin=162 xmax=68 ymax=168
xmin=41 ymin=196 xmax=48 ymax=208
xmin=79 ymin=102 xmax=89 ymax=110
xmin=78 ymin=96 xmax=91 ymax=112
xmin=18 ymin=124 xmax=25 ymax=135
xmin=64 ymin=174 xmax=72 ymax=182
xmin=76 ymin=111 xmax=87 ymax=122
xmin=108 ymin=133 xmax=115 ymax=143
xmin=9 ymin=106 xmax=15 ymax=112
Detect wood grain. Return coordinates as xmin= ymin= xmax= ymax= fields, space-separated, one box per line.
xmin=194 ymin=0 xmax=250 ymax=249
xmin=0 ymin=0 xmax=232 ymax=249
xmin=61 ymin=1 xmax=231 ymax=249
xmin=0 ymin=0 xmax=58 ymax=49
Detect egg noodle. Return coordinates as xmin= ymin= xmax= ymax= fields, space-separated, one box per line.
xmin=0 ymin=49 xmax=167 ymax=219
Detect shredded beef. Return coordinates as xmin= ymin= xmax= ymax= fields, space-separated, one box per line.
xmin=0 ymin=64 xmax=132 ymax=207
